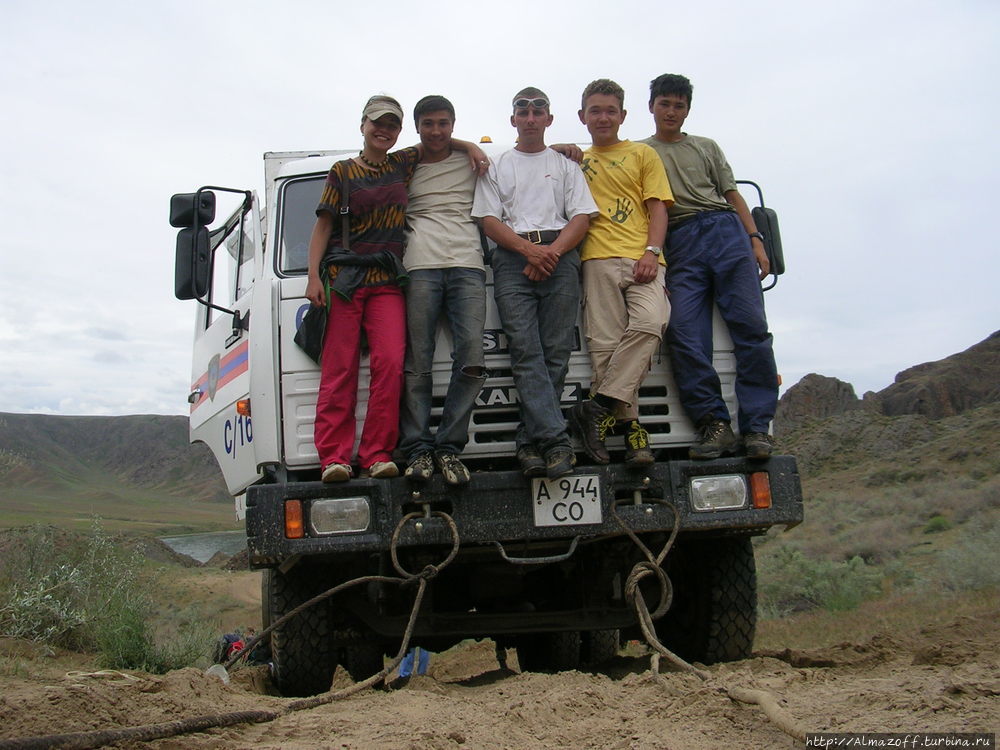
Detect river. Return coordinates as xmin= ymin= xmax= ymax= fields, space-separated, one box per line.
xmin=159 ymin=530 xmax=246 ymax=563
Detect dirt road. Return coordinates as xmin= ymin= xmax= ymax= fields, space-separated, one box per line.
xmin=1 ymin=612 xmax=996 ymax=749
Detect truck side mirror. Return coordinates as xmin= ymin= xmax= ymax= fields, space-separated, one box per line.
xmin=170 ymin=191 xmax=216 ymax=228
xmin=174 ymin=226 xmax=211 ymax=300
xmin=751 ymin=206 xmax=785 ymax=276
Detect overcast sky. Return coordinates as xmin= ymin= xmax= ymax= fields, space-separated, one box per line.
xmin=1 ymin=0 xmax=997 ymax=416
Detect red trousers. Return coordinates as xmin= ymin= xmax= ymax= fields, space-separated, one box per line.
xmin=314 ymin=285 xmax=405 ymax=469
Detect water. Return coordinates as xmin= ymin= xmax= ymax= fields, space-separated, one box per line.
xmin=159 ymin=530 xmax=246 ymax=563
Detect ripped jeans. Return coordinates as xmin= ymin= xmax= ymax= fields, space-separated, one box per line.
xmin=398 ymin=268 xmax=487 ymax=460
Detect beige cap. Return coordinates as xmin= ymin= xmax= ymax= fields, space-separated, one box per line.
xmin=363 ymin=95 xmax=403 ymax=123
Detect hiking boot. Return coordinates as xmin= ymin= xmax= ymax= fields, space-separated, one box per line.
xmin=516 ymin=444 xmax=547 ymax=478
xmin=569 ymin=399 xmax=614 ymax=464
xmin=743 ymin=432 xmax=775 ymax=460
xmin=321 ymin=463 xmax=353 ymax=483
xmin=689 ymin=418 xmax=738 ymax=460
xmin=624 ymin=421 xmax=655 ymax=468
xmin=404 ymin=452 xmax=435 ymax=482
xmin=366 ymin=460 xmax=399 ymax=479
xmin=545 ymin=447 xmax=576 ymax=479
xmin=435 ymin=452 xmax=471 ymax=486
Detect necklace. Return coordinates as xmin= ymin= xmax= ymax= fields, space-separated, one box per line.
xmin=358 ymin=151 xmax=388 ymax=169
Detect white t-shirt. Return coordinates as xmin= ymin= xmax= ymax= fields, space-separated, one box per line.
xmin=471 ymin=147 xmax=598 ymax=234
xmin=404 ymin=151 xmax=483 ymax=271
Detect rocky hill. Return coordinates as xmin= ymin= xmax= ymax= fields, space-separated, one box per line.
xmin=775 ymin=330 xmax=1000 ymax=436
xmin=774 ymin=330 xmax=1000 ymax=478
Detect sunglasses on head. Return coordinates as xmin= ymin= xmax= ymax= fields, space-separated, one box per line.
xmin=513 ymin=98 xmax=549 ymax=109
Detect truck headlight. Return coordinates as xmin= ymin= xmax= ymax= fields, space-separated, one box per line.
xmin=690 ymin=475 xmax=747 ymax=512
xmin=309 ymin=497 xmax=371 ymax=534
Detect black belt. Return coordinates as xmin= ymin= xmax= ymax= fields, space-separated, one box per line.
xmin=669 ymin=209 xmax=734 ymax=231
xmin=517 ymin=230 xmax=560 ymax=244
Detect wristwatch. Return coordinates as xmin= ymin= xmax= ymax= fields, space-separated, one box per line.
xmin=645 ymin=245 xmax=662 ymax=256
xmin=748 ymin=232 xmax=765 ymax=242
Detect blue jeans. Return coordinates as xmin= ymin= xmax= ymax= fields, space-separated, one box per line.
xmin=399 ymin=268 xmax=487 ymax=460
xmin=491 ymin=246 xmax=580 ymax=451
xmin=665 ymin=211 xmax=778 ymax=434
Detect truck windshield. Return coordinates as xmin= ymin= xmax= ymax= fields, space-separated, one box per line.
xmin=278 ymin=176 xmax=325 ymax=275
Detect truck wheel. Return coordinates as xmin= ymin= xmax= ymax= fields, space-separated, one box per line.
xmin=516 ymin=631 xmax=581 ymax=672
xmin=581 ymin=629 xmax=620 ymax=667
xmin=263 ymin=567 xmax=337 ymax=697
xmin=655 ymin=536 xmax=757 ymax=664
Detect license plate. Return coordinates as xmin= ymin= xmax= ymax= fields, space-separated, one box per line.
xmin=531 ymin=474 xmax=602 ymax=527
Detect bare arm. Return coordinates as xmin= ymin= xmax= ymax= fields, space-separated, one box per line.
xmin=450 ymin=138 xmax=490 ymax=175
xmin=305 ymin=213 xmax=334 ymax=307
xmin=633 ymin=198 xmax=668 ymax=284
xmin=480 ymin=216 xmax=560 ymax=279
xmin=550 ymin=143 xmax=584 ymax=163
xmin=547 ymin=213 xmax=591 ymax=257
xmin=724 ymin=189 xmax=769 ymax=279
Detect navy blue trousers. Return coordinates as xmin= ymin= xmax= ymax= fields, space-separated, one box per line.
xmin=664 ymin=211 xmax=778 ymax=434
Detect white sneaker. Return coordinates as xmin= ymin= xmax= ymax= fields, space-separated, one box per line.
xmin=367 ymin=461 xmax=399 ymax=479
xmin=321 ymin=463 xmax=352 ymax=483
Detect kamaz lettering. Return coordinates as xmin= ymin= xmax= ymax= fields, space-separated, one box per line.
xmin=475 ymin=383 xmax=583 ymax=408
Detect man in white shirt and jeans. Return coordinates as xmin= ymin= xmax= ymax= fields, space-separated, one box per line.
xmin=472 ymin=87 xmax=598 ymax=479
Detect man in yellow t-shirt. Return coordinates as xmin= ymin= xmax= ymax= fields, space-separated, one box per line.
xmin=569 ymin=79 xmax=674 ymax=468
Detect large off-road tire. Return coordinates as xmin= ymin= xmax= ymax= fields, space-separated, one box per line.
xmin=655 ymin=536 xmax=757 ymax=664
xmin=516 ymin=631 xmax=581 ymax=672
xmin=263 ymin=567 xmax=337 ymax=697
xmin=581 ymin=629 xmax=620 ymax=667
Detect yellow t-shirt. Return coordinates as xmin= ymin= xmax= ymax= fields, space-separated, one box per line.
xmin=579 ymin=140 xmax=673 ymax=262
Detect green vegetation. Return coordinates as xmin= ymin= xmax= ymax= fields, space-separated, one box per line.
xmin=0 ymin=523 xmax=214 ymax=672
xmin=756 ymin=401 xmax=1000 ymax=620
xmin=758 ymin=545 xmax=883 ymax=617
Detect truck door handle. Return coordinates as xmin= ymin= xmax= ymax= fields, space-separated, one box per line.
xmin=188 ymin=389 xmax=203 ymax=404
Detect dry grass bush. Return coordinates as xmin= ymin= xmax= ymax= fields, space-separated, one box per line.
xmin=0 ymin=523 xmax=213 ymax=673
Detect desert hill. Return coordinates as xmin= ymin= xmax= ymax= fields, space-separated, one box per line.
xmin=1 ymin=330 xmax=996 ymax=536
xmin=0 ymin=412 xmax=231 ymax=533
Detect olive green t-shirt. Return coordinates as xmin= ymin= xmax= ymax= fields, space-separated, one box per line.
xmin=641 ymin=134 xmax=737 ymax=224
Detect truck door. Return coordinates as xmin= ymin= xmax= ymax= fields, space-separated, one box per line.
xmin=186 ymin=193 xmax=263 ymax=495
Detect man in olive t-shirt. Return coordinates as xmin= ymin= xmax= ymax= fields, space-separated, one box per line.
xmin=642 ymin=73 xmax=779 ymax=461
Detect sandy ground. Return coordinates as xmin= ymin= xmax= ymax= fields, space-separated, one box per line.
xmin=0 ymin=611 xmax=996 ymax=750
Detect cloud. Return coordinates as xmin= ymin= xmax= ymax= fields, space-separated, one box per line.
xmin=0 ymin=0 xmax=997 ymax=418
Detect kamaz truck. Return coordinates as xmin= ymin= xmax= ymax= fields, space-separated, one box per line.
xmin=170 ymin=146 xmax=803 ymax=697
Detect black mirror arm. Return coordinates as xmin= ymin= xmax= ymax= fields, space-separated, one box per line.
xmin=189 ymin=187 xmax=254 ymax=321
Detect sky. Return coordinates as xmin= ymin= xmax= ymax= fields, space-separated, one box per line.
xmin=1 ymin=0 xmax=997 ymax=416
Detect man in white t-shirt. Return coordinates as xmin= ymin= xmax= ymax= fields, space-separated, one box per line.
xmin=472 ymin=87 xmax=598 ymax=479
xmin=399 ymin=95 xmax=487 ymax=486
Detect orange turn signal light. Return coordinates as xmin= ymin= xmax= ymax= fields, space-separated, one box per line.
xmin=284 ymin=499 xmax=304 ymax=538
xmin=749 ymin=472 xmax=772 ymax=509
xmin=236 ymin=399 xmax=251 ymax=417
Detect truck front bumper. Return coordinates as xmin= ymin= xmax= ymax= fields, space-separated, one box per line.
xmin=245 ymin=455 xmax=803 ymax=568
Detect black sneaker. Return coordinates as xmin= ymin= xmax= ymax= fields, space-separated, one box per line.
xmin=516 ymin=445 xmax=547 ymax=478
xmin=434 ymin=452 xmax=471 ymax=486
xmin=743 ymin=432 xmax=775 ymax=460
xmin=689 ymin=418 xmax=738 ymax=460
xmin=545 ymin=447 xmax=576 ymax=479
xmin=569 ymin=399 xmax=614 ymax=464
xmin=404 ymin=452 xmax=435 ymax=482
xmin=624 ymin=421 xmax=654 ymax=468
